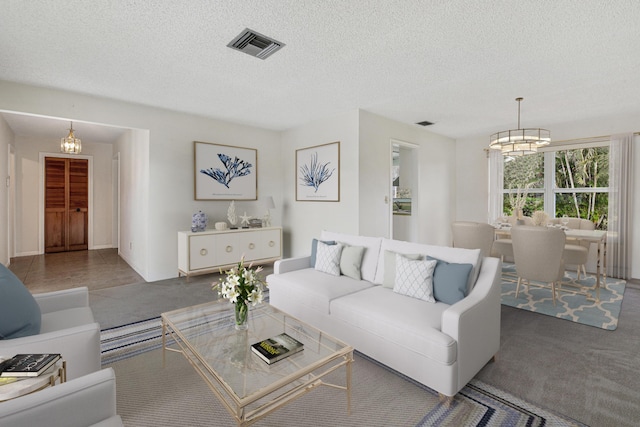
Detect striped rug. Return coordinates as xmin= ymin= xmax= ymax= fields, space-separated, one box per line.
xmin=101 ymin=317 xmax=585 ymax=426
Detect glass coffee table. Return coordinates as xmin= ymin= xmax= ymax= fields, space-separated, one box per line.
xmin=161 ymin=300 xmax=353 ymax=426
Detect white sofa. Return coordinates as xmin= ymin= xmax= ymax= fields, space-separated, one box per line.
xmin=267 ymin=230 xmax=502 ymax=397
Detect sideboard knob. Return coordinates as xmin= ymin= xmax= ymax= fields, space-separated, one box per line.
xmin=200 ymin=249 xmax=208 ymax=256
xmin=269 ymin=241 xmax=275 ymax=247
xmin=249 ymin=243 xmax=255 ymax=250
xmin=226 ymin=245 xmax=233 ymax=253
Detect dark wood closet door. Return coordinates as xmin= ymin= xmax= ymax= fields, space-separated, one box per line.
xmin=45 ymin=157 xmax=88 ymax=253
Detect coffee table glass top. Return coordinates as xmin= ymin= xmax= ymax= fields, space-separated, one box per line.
xmin=161 ymin=300 xmax=351 ymax=402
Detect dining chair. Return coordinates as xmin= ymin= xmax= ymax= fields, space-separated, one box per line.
xmin=553 ymin=217 xmax=595 ymax=277
xmin=511 ymin=226 xmax=566 ymax=306
xmin=451 ymin=221 xmax=495 ymax=258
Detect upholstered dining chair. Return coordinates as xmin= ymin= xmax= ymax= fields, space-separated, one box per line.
xmin=451 ymin=221 xmax=496 ymax=258
xmin=551 ymin=217 xmax=595 ymax=278
xmin=511 ymin=226 xmax=566 ymax=306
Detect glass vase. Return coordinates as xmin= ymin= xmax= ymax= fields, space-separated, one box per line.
xmin=234 ymin=302 xmax=249 ymax=330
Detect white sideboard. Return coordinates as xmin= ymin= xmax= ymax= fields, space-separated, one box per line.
xmin=178 ymin=227 xmax=282 ymax=278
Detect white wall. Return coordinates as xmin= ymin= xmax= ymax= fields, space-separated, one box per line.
xmin=359 ymin=110 xmax=456 ymax=246
xmin=280 ymin=110 xmax=359 ymax=257
xmin=455 ymin=113 xmax=640 ymax=279
xmin=0 ymin=81 xmax=282 ymax=281
xmin=0 ymin=115 xmax=13 ymax=265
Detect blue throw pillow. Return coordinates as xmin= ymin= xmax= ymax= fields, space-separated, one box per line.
xmin=310 ymin=239 xmax=337 ymax=267
xmin=0 ymin=263 xmax=41 ymax=339
xmin=427 ymin=256 xmax=473 ymax=305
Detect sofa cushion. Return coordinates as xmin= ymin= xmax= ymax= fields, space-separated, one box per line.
xmin=427 ymin=256 xmax=473 ymax=305
xmin=315 ymin=241 xmax=343 ymax=276
xmin=374 ymin=238 xmax=481 ymax=294
xmin=340 ymin=245 xmax=365 ymax=280
xmin=330 ymin=286 xmax=456 ymax=365
xmin=266 ymin=268 xmax=374 ymax=314
xmin=393 ymin=255 xmax=437 ymax=303
xmin=382 ymin=250 xmax=422 ymax=289
xmin=310 ymin=239 xmax=336 ymax=267
xmin=320 ymin=231 xmax=382 ymax=283
xmin=0 ymin=263 xmax=41 ymax=339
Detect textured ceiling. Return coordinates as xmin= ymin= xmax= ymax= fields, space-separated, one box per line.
xmin=2 ymin=0 xmax=640 ymax=142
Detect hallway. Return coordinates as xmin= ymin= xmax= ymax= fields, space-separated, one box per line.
xmin=8 ymin=248 xmax=144 ymax=294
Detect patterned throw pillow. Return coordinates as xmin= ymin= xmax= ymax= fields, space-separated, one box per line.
xmin=315 ymin=241 xmax=343 ymax=276
xmin=393 ymin=253 xmax=437 ymax=303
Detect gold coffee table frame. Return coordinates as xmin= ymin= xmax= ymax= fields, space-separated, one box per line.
xmin=162 ymin=301 xmax=353 ymax=426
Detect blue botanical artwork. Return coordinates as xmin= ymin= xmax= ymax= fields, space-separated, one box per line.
xmin=296 ymin=141 xmax=340 ymax=201
xmin=200 ymin=153 xmax=253 ymax=188
xmin=194 ymin=142 xmax=257 ymax=200
xmin=299 ymin=152 xmax=334 ymax=192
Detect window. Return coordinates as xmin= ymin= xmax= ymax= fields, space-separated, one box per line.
xmin=501 ymin=146 xmax=609 ymax=229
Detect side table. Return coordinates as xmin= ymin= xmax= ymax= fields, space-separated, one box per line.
xmin=0 ymin=360 xmax=66 ymax=402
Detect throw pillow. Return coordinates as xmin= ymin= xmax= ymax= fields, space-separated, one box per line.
xmin=382 ymin=250 xmax=422 ymax=288
xmin=339 ymin=245 xmax=365 ymax=280
xmin=310 ymin=239 xmax=336 ymax=267
xmin=0 ymin=263 xmax=41 ymax=339
xmin=393 ymin=254 xmax=437 ymax=303
xmin=315 ymin=241 xmax=343 ymax=276
xmin=427 ymin=256 xmax=473 ymax=305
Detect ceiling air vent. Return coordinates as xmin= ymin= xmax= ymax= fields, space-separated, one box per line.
xmin=416 ymin=121 xmax=434 ymax=126
xmin=227 ymin=28 xmax=285 ymax=60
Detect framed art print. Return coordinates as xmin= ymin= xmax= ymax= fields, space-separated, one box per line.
xmin=296 ymin=141 xmax=340 ymax=201
xmin=194 ymin=141 xmax=257 ymax=200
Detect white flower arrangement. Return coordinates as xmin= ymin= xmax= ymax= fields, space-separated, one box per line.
xmin=532 ymin=210 xmax=549 ymax=226
xmin=213 ymin=256 xmax=266 ymax=307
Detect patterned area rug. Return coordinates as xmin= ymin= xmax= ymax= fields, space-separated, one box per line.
xmin=501 ymin=263 xmax=626 ymax=330
xmin=101 ymin=318 xmax=585 ymax=426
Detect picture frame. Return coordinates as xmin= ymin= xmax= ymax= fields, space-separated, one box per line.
xmin=194 ymin=141 xmax=257 ymax=200
xmin=296 ymin=141 xmax=340 ymax=202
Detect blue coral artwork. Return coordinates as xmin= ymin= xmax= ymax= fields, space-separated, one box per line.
xmin=194 ymin=141 xmax=257 ymax=200
xmin=296 ymin=141 xmax=340 ymax=201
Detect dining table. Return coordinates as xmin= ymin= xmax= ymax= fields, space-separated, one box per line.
xmin=494 ymin=225 xmax=607 ymax=301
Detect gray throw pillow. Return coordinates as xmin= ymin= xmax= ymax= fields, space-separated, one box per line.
xmin=339 ymin=245 xmax=365 ymax=280
xmin=310 ymin=239 xmax=337 ymax=267
xmin=382 ymin=250 xmax=422 ymax=288
xmin=0 ymin=263 xmax=41 ymax=339
xmin=427 ymin=256 xmax=473 ymax=305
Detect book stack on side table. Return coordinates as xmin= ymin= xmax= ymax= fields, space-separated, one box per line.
xmin=0 ymin=354 xmax=66 ymax=401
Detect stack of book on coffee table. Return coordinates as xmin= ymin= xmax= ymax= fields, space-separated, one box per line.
xmin=0 ymin=354 xmax=63 ymax=401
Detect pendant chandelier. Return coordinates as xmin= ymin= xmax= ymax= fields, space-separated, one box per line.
xmin=489 ymin=98 xmax=550 ymax=156
xmin=60 ymin=121 xmax=82 ymax=154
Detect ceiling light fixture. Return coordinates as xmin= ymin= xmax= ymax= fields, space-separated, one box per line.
xmin=489 ymin=98 xmax=550 ymax=156
xmin=60 ymin=121 xmax=82 ymax=154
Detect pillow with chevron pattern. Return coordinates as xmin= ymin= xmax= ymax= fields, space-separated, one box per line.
xmin=393 ymin=253 xmax=437 ymax=303
xmin=315 ymin=241 xmax=343 ymax=276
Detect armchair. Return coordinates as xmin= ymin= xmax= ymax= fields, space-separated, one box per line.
xmin=0 ymin=287 xmax=101 ymax=380
xmin=0 ymin=368 xmax=122 ymax=427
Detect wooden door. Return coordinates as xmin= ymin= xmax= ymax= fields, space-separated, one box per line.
xmin=45 ymin=157 xmax=88 ymax=253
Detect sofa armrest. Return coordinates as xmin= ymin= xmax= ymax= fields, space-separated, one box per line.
xmin=273 ymin=256 xmax=312 ymax=274
xmin=441 ymin=257 xmax=502 ymax=390
xmin=0 ymin=368 xmax=121 ymax=427
xmin=33 ymin=287 xmax=90 ymax=314
xmin=0 ymin=322 xmax=101 ymax=380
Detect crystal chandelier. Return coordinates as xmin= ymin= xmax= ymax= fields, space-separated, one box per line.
xmin=489 ymin=98 xmax=550 ymax=156
xmin=60 ymin=121 xmax=82 ymax=154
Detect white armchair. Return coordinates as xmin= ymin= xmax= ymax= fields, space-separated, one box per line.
xmin=0 ymin=368 xmax=122 ymax=427
xmin=0 ymin=287 xmax=101 ymax=380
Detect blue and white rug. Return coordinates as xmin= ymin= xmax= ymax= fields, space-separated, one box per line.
xmin=501 ymin=263 xmax=625 ymax=330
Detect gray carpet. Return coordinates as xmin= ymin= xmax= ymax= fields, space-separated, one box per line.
xmin=91 ymin=274 xmax=640 ymax=426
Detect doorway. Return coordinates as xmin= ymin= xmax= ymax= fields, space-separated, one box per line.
xmin=44 ymin=157 xmax=89 ymax=252
xmin=390 ymin=140 xmax=419 ymax=242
